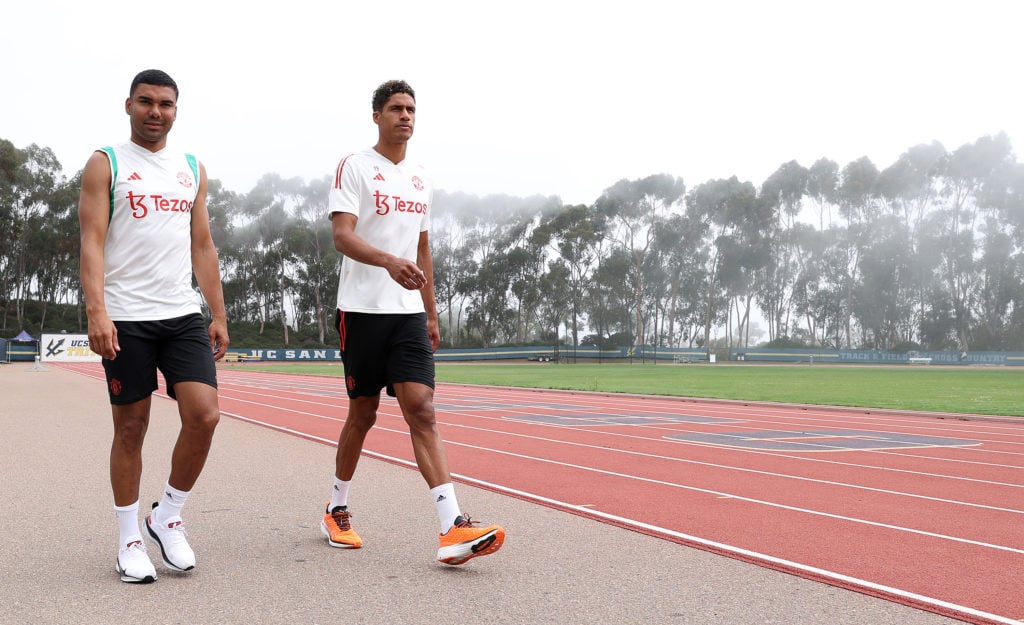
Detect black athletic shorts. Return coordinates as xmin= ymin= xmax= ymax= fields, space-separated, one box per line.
xmin=335 ymin=310 xmax=435 ymax=399
xmin=101 ymin=313 xmax=218 ymax=405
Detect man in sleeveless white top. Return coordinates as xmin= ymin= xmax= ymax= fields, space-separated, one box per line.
xmin=78 ymin=69 xmax=229 ymax=584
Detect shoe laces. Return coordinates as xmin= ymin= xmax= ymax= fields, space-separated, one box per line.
xmin=330 ymin=508 xmax=353 ymax=531
xmin=121 ymin=539 xmax=147 ymax=555
xmin=156 ymin=517 xmax=189 ymax=541
xmin=453 ymin=514 xmax=478 ymax=529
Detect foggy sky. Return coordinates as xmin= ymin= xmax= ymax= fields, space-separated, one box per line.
xmin=3 ymin=0 xmax=1021 ymax=205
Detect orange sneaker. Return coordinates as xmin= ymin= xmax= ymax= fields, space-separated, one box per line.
xmin=437 ymin=515 xmax=505 ymax=565
xmin=321 ymin=504 xmax=362 ymax=548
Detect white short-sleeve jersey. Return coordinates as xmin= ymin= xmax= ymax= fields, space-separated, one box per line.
xmin=101 ymin=141 xmax=202 ymax=321
xmin=329 ymin=148 xmax=431 ymax=314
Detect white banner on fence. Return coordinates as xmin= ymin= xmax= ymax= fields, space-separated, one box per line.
xmin=41 ymin=334 xmax=101 ymax=362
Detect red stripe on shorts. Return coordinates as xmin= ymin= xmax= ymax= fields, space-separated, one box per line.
xmin=337 ymin=311 xmax=346 ymax=351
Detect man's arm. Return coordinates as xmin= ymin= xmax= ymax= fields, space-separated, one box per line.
xmin=189 ymin=162 xmax=229 ymax=360
xmin=416 ymin=230 xmax=440 ymax=352
xmin=330 ymin=212 xmax=427 ymax=289
xmin=78 ymin=151 xmax=118 ymax=359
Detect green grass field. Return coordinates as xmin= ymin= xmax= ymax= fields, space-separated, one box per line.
xmin=227 ymin=361 xmax=1024 ymax=417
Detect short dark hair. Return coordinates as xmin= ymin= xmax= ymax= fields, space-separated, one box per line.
xmin=130 ymin=69 xmax=179 ymax=99
xmin=372 ymin=80 xmax=415 ymax=112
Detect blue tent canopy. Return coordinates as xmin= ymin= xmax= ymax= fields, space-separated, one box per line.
xmin=12 ymin=330 xmax=36 ymax=342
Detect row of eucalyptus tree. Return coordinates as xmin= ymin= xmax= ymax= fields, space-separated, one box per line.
xmin=0 ymin=141 xmax=80 ymax=331
xmin=2 ymin=133 xmax=1022 ymax=350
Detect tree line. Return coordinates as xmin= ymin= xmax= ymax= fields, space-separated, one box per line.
xmin=2 ymin=133 xmax=1023 ymax=352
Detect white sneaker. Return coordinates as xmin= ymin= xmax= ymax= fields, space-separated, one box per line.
xmin=116 ymin=538 xmax=157 ymax=583
xmin=145 ymin=503 xmax=196 ymax=572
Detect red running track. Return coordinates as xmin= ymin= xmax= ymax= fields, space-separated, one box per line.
xmin=60 ymin=364 xmax=1024 ymax=625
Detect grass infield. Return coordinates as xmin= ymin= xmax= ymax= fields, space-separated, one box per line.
xmin=228 ymin=361 xmax=1023 ymax=418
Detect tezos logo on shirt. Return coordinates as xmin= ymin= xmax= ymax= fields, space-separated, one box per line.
xmin=373 ymin=190 xmax=427 ymax=216
xmin=126 ymin=191 xmax=194 ymax=219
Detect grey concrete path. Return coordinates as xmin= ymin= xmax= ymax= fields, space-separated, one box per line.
xmin=0 ymin=362 xmax=964 ymax=625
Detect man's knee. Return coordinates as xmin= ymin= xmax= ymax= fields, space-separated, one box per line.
xmin=175 ymin=382 xmax=221 ymax=434
xmin=114 ymin=420 xmax=148 ymax=449
xmin=186 ymin=408 xmax=220 ymax=433
xmin=347 ymin=396 xmax=380 ymax=430
xmin=401 ymin=400 xmax=437 ymax=431
xmin=112 ymin=403 xmax=151 ymax=449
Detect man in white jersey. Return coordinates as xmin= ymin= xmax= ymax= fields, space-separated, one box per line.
xmin=78 ymin=69 xmax=229 ymax=584
xmin=321 ymin=80 xmax=505 ymax=565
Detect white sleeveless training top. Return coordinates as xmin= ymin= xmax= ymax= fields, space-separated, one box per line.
xmin=100 ymin=141 xmax=202 ymax=321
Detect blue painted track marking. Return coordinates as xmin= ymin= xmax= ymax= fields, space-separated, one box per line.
xmin=667 ymin=429 xmax=979 ymax=451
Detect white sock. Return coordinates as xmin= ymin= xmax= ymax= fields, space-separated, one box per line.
xmin=430 ymin=483 xmax=461 ymax=534
xmin=115 ymin=501 xmax=141 ymax=546
xmin=154 ymin=483 xmax=189 ymax=524
xmin=329 ymin=477 xmax=351 ymax=511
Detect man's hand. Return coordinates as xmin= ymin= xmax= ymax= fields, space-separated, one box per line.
xmin=87 ymin=311 xmax=119 ymax=360
xmin=387 ymin=257 xmax=427 ymax=290
xmin=426 ymin=317 xmax=441 ymax=352
xmin=209 ymin=320 xmax=229 ymax=361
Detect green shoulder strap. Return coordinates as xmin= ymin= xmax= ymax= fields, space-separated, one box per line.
xmin=185 ymin=153 xmax=199 ymax=192
xmin=99 ymin=147 xmax=117 ymax=222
